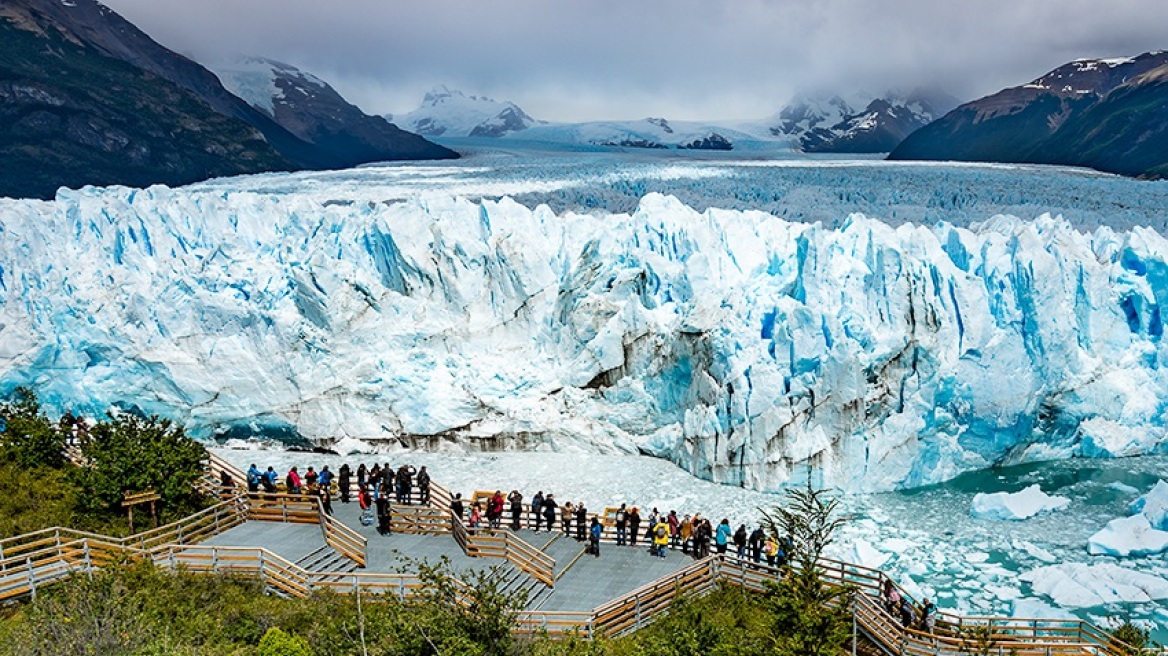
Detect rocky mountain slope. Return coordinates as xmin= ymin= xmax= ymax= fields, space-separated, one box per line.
xmin=0 ymin=0 xmax=454 ymax=199
xmin=0 ymin=3 xmax=291 ymax=200
xmin=770 ymin=89 xmax=960 ymax=153
xmin=212 ymin=57 xmax=458 ymax=165
xmin=889 ymin=52 xmax=1168 ymax=178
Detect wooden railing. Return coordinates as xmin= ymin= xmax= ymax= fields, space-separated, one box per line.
xmin=319 ymin=510 xmax=367 ymax=568
xmin=241 ymin=493 xmax=367 ymax=569
xmin=589 ymin=557 xmax=718 ymax=638
xmin=441 ymin=505 xmax=556 ymax=589
xmin=0 ymin=498 xmax=248 ymax=603
xmin=391 ymin=506 xmax=453 ymax=534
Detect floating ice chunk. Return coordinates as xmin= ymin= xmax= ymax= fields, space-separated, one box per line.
xmin=970 ymin=484 xmax=1070 ymax=521
xmin=1013 ymin=539 xmax=1058 ymax=563
xmin=1109 ymin=481 xmax=1140 ymax=495
xmin=1130 ymin=480 xmax=1168 ymax=530
xmin=1010 ymin=598 xmax=1077 ymax=620
xmin=332 ymin=436 xmax=375 ymax=455
xmin=845 ymin=539 xmax=890 ymax=569
xmin=965 ymin=551 xmax=990 ymax=563
xmin=1020 ymin=563 xmax=1168 ymax=607
xmin=1087 ymin=515 xmax=1168 ymax=557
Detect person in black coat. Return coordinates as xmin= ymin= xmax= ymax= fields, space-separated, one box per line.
xmin=574 ymin=503 xmax=587 ymax=541
xmin=338 ymin=464 xmax=352 ymax=503
xmin=542 ymin=494 xmax=558 ymax=532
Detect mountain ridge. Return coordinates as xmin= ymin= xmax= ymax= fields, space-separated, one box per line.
xmin=889 ymin=51 xmax=1168 ymax=178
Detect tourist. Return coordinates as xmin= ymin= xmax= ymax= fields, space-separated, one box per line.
xmin=356 ymin=463 xmax=368 ymax=489
xmin=263 ymin=467 xmax=277 ymax=493
xmin=450 ymin=493 xmax=465 ymax=523
xmin=667 ymin=510 xmax=680 ymax=549
xmin=733 ymin=524 xmax=747 ymax=558
xmin=542 ymin=494 xmax=558 ymax=532
xmin=652 ymin=516 xmax=670 ymax=558
xmin=764 ymin=534 xmax=778 ymax=567
xmin=575 ymin=502 xmax=587 ymax=541
xmin=749 ymin=526 xmax=764 ymax=563
xmin=531 ymin=491 xmax=545 ymax=531
xmin=304 ymin=466 xmax=318 ymax=492
xmin=375 ymin=490 xmax=391 ymax=536
xmin=338 ymin=464 xmax=352 ymax=503
xmin=614 ymin=504 xmax=628 ymax=546
xmin=489 ymin=490 xmax=505 ymax=529
xmin=469 ymin=502 xmax=483 ymax=530
xmin=715 ymin=519 xmax=732 ymax=555
xmin=368 ymin=464 xmax=381 ymax=497
xmin=899 ymin=597 xmax=915 ymax=629
xmin=318 ymin=465 xmax=333 ymax=492
xmin=358 ymin=484 xmax=371 ymax=510
xmin=885 ymin=585 xmax=901 ymax=618
xmin=589 ymin=517 xmax=602 ymax=557
xmin=285 ymin=467 xmax=302 ymax=495
xmin=562 ymin=501 xmax=575 ymax=536
xmin=921 ymin=598 xmax=936 ymax=634
xmin=680 ymin=514 xmax=693 ymax=554
xmin=416 ymin=466 xmax=431 ymax=505
xmin=396 ymin=465 xmax=415 ymax=504
xmin=628 ymin=507 xmax=641 ymax=546
xmin=319 ymin=485 xmax=333 ymax=516
xmin=246 ymin=464 xmax=262 ymax=493
xmin=508 ymin=490 xmax=524 ymax=530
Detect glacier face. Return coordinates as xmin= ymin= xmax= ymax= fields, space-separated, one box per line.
xmin=2 ymin=183 xmax=1168 ymax=493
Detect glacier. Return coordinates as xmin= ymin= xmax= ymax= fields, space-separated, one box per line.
xmin=3 ymin=181 xmax=1168 ymax=493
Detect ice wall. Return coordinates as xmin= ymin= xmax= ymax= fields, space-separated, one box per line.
xmin=2 ymin=187 xmax=1166 ymax=492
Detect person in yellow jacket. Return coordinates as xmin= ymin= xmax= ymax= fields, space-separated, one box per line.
xmin=763 ymin=535 xmax=779 ymax=568
xmin=679 ymin=515 xmax=694 ymax=555
xmin=651 ymin=519 xmax=670 ymax=558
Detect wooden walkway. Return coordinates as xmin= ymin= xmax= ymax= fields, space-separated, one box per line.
xmin=0 ymin=452 xmax=1151 ymax=655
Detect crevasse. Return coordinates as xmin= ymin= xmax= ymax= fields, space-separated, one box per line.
xmin=1 ymin=188 xmax=1166 ymax=493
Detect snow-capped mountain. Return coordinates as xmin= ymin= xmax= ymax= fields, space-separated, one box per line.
xmin=770 ymin=89 xmax=961 ymax=153
xmin=388 ymin=86 xmax=540 ymax=138
xmin=890 ymin=51 xmax=1168 ymax=178
xmin=512 ymin=117 xmax=739 ymax=150
xmin=210 ymin=56 xmax=456 ymax=165
xmin=4 ymin=178 xmax=1168 ymax=494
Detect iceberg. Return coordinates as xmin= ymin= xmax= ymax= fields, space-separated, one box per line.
xmin=970 ymin=485 xmax=1070 ymax=521
xmin=1020 ymin=563 xmax=1168 ymax=608
xmin=1087 ymin=515 xmax=1168 ymax=557
xmin=1131 ymin=480 xmax=1168 ymax=530
xmin=3 ymin=183 xmax=1168 ymax=493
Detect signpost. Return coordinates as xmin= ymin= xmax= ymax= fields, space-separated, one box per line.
xmin=122 ymin=490 xmax=161 ymax=532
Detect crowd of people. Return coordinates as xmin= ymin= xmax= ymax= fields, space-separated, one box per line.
xmin=243 ymin=462 xmax=432 ymax=536
xmin=236 ymin=461 xmax=937 ymax=634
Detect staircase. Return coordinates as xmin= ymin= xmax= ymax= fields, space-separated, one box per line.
xmin=293 ymin=546 xmax=359 ymax=588
xmin=494 ymin=563 xmax=552 ymax=610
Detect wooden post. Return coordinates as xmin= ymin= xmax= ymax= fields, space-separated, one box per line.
xmin=26 ymin=558 xmax=35 ymax=602
xmin=83 ymin=541 xmax=92 ymax=579
xmin=128 ymin=506 xmax=134 ymax=533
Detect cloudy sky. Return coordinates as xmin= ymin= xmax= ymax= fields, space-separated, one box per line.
xmin=102 ymin=0 xmax=1167 ymax=122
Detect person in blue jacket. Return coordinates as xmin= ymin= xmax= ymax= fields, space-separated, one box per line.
xmin=589 ymin=517 xmax=602 ymax=557
xmin=715 ymin=518 xmax=733 ymax=555
xmin=246 ymin=464 xmax=262 ymax=493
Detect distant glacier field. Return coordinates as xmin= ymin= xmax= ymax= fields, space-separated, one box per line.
xmin=5 ymin=148 xmax=1168 ymax=634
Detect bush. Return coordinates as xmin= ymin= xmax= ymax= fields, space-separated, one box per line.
xmin=78 ymin=412 xmax=207 ymax=520
xmin=258 ymin=627 xmax=311 ymax=656
xmin=0 ymin=387 xmax=67 ymax=469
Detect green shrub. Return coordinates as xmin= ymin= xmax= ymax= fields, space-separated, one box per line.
xmin=258 ymin=627 xmax=311 ymax=656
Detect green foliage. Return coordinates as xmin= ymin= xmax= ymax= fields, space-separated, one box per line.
xmin=258 ymin=627 xmax=311 ymax=656
xmin=79 ymin=412 xmax=207 ymax=519
xmin=1109 ymin=617 xmax=1154 ymax=656
xmin=0 ymin=460 xmax=79 ymax=538
xmin=757 ymin=483 xmax=855 ymax=656
xmin=0 ymin=387 xmax=67 ymax=469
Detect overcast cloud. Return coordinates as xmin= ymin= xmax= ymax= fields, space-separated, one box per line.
xmin=101 ymin=0 xmax=1168 ymax=122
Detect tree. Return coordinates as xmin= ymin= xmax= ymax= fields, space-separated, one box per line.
xmin=1109 ymin=617 xmax=1154 ymax=656
xmin=258 ymin=627 xmax=311 ymax=656
xmin=757 ymin=483 xmax=854 ymax=656
xmin=0 ymin=387 xmax=67 ymax=469
xmin=79 ymin=412 xmax=206 ymax=518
